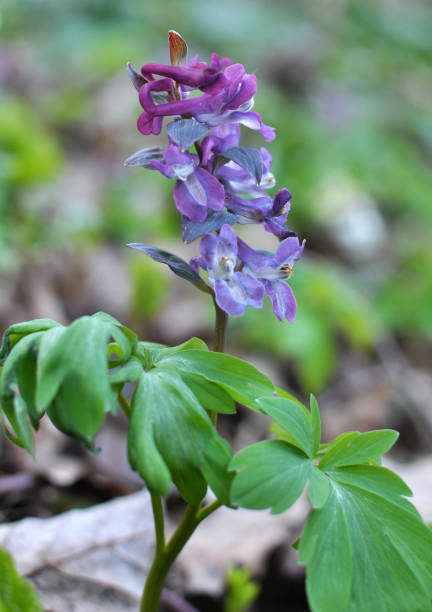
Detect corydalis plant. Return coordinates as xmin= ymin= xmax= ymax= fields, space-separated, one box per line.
xmin=1 ymin=30 xmax=432 ymax=612
xmin=126 ymin=31 xmax=302 ymax=322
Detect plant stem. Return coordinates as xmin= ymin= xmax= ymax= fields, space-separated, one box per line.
xmin=150 ymin=493 xmax=165 ymax=555
xmin=140 ymin=303 xmax=229 ymax=611
xmin=140 ymin=499 xmax=221 ymax=611
xmin=213 ymin=298 xmax=228 ymax=353
xmin=118 ymin=391 xmax=132 ymax=419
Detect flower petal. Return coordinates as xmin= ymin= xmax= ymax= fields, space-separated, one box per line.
xmin=274 ymin=237 xmax=305 ymax=266
xmin=214 ymin=272 xmax=264 ymax=316
xmin=173 ymin=168 xmax=225 ymax=222
xmin=263 ymin=279 xmax=297 ymax=322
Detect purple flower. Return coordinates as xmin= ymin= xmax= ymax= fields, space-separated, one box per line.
xmin=216 ymin=147 xmax=275 ymax=197
xmin=147 ymin=144 xmax=225 ymax=222
xmin=137 ymin=61 xmax=275 ymax=141
xmin=190 ymin=225 xmax=264 ymax=316
xmin=201 ymin=124 xmax=241 ymax=166
xmin=226 ymin=188 xmax=294 ymax=240
xmin=238 ymin=236 xmax=305 ymax=322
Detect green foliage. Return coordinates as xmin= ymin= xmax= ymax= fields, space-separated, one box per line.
xmin=225 ymin=566 xmax=260 ymax=612
xmin=0 ymin=316 xmax=275 ymax=505
xmin=0 ymin=548 xmax=43 ymax=612
xmin=128 ymin=368 xmax=233 ymax=504
xmin=0 ymin=313 xmax=137 ymax=450
xmin=230 ymin=396 xmax=432 ymax=612
xmin=0 ymin=97 xmax=62 ymax=185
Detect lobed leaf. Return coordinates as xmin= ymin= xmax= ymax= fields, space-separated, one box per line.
xmin=137 ymin=337 xmax=208 ymax=369
xmin=299 ymin=466 xmax=432 ymax=612
xmin=155 ymin=349 xmax=275 ymax=409
xmin=128 ymin=369 xmax=232 ymax=504
xmin=318 ymin=429 xmax=399 ymax=470
xmin=258 ymin=396 xmax=316 ymax=458
xmin=230 ymin=440 xmax=312 ymax=514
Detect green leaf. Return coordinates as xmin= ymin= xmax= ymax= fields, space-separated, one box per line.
xmin=180 ymin=372 xmax=236 ymax=414
xmin=35 ymin=326 xmax=67 ymax=412
xmin=258 ymin=396 xmax=315 ymax=458
xmin=0 ymin=319 xmax=60 ymax=364
xmin=16 ymin=347 xmax=40 ymax=428
xmin=230 ymin=440 xmax=312 ymax=514
xmin=128 ymin=369 xmax=232 ymax=504
xmin=37 ymin=317 xmax=114 ymax=445
xmin=156 ymin=350 xmax=275 ymax=410
xmin=91 ymin=311 xmax=138 ymax=362
xmin=299 ymin=465 xmax=432 ymax=612
xmin=310 ymin=394 xmax=321 ymax=456
xmin=0 ymin=548 xmax=43 ymax=612
xmin=138 ymin=337 xmax=208 ymax=369
xmin=319 ymin=429 xmax=399 ymax=470
xmin=307 ymin=465 xmax=330 ymax=509
xmin=109 ymin=356 xmax=143 ymax=385
xmin=0 ymin=332 xmax=45 ymax=450
xmin=225 ymin=566 xmax=260 ymax=612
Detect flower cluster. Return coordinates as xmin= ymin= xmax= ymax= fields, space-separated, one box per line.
xmin=126 ymin=32 xmax=304 ymax=322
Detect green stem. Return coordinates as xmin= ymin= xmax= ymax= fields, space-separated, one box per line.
xmin=213 ymin=298 xmax=228 ymax=353
xmin=118 ymin=391 xmax=131 ymax=419
xmin=140 ymin=499 xmax=222 ymax=611
xmin=150 ymin=493 xmax=165 ymax=556
xmin=140 ymin=302 xmax=229 ymax=611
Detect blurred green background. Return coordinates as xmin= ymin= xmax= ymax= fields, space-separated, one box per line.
xmin=1 ymin=0 xmax=431 ymax=405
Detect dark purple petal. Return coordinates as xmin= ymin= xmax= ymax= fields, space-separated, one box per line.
xmin=173 ymin=167 xmax=225 ymax=222
xmin=173 ymin=179 xmax=206 ymax=222
xmin=137 ymin=112 xmax=163 ymax=135
xmin=272 ymin=188 xmax=292 ymax=216
xmin=226 ymin=194 xmax=272 ymax=220
xmin=263 ymin=218 xmax=296 ymax=241
xmin=228 ymin=111 xmax=276 ymax=141
xmin=139 ymin=78 xmax=175 ymax=113
xmin=164 ymin=145 xmax=198 ymax=168
xmin=149 ymin=158 xmax=176 ymax=178
xmin=141 ymin=62 xmax=221 ymax=89
xmin=210 ymin=53 xmax=232 ymax=70
xmin=223 ymin=64 xmax=246 ymax=99
xmin=189 ymin=255 xmax=207 ymax=273
xmin=154 ymin=93 xmax=222 ymax=120
xmin=263 ymin=279 xmax=297 ymax=322
xmin=224 ymin=73 xmax=257 ymax=110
